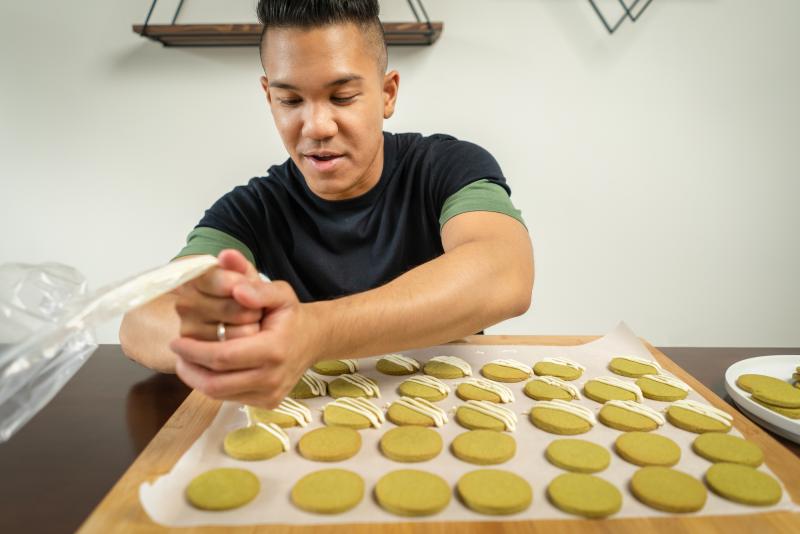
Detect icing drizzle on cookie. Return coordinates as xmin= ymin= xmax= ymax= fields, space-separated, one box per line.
xmin=640 ymin=374 xmax=690 ymax=392
xmin=528 ymin=375 xmax=581 ymax=399
xmin=591 ymin=376 xmax=644 ymax=402
xmin=392 ymin=396 xmax=448 ymax=427
xmin=533 ymin=399 xmax=597 ymax=425
xmin=538 ymin=357 xmax=586 ymax=372
xmin=486 ymin=359 xmax=532 ymax=375
xmin=326 ymin=397 xmax=385 ymax=428
xmin=336 ymin=373 xmax=381 ymax=398
xmin=428 ymin=356 xmax=472 ymax=376
xmin=403 ymin=375 xmax=451 ymax=395
xmin=612 ymin=355 xmax=662 ymax=371
xmin=339 ymin=359 xmax=359 ymax=373
xmin=300 ymin=372 xmax=327 ymax=396
xmin=255 ymin=422 xmax=290 ymax=451
xmin=380 ymin=354 xmax=420 ymax=371
xmin=604 ymin=400 xmax=665 ymax=425
xmin=461 ymin=400 xmax=517 ymax=431
xmin=671 ymin=399 xmax=733 ymax=426
xmin=459 ymin=378 xmax=515 ymax=402
xmin=273 ymin=398 xmax=312 ymax=427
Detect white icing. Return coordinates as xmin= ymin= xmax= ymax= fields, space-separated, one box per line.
xmin=255 ymin=422 xmax=290 ymax=452
xmin=528 ymin=375 xmax=581 ymax=399
xmin=640 ymin=374 xmax=690 ymax=392
xmin=428 ymin=356 xmax=472 ymax=376
xmin=486 ymin=359 xmax=532 ymax=375
xmin=604 ymin=400 xmax=665 ymax=426
xmin=533 ymin=399 xmax=597 ymax=425
xmin=326 ymin=397 xmax=385 ymax=428
xmin=538 ymin=357 xmax=586 ymax=372
xmin=461 ymin=400 xmax=517 ymax=431
xmin=339 ymin=359 xmax=359 ymax=373
xmin=591 ymin=376 xmax=644 ymax=402
xmin=612 ymin=355 xmax=662 ymax=371
xmin=671 ymin=399 xmax=733 ymax=426
xmin=300 ymin=372 xmax=327 ymax=396
xmin=459 ymin=378 xmax=515 ymax=403
xmin=403 ymin=375 xmax=451 ymax=395
xmin=336 ymin=373 xmax=380 ymax=398
xmin=393 ymin=396 xmax=448 ymax=427
xmin=380 ymin=354 xmax=420 ymax=372
xmin=273 ymin=398 xmax=312 ymax=427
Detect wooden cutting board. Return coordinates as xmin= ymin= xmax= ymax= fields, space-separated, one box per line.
xmin=77 ymin=336 xmax=800 ymax=533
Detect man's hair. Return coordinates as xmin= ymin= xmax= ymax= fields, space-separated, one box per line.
xmin=257 ymin=0 xmax=387 ymax=73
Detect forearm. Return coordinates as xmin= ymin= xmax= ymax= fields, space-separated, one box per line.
xmin=119 ymin=292 xmax=180 ymax=373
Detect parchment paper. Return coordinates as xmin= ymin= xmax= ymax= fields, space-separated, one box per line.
xmin=140 ymin=322 xmax=799 ymax=526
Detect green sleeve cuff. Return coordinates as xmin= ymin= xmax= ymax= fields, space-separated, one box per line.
xmin=439 ymin=179 xmax=526 ymax=229
xmin=173 ymin=226 xmax=256 ymax=266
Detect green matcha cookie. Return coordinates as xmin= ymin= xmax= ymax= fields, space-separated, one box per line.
xmin=248 ymin=398 xmax=312 ymax=428
xmin=752 ymin=397 xmax=800 ymax=418
xmin=614 ymin=431 xmax=681 ymax=466
xmin=374 ymin=469 xmax=451 ymax=516
xmin=291 ymin=469 xmax=364 ymax=514
xmin=328 ymin=373 xmax=380 ymax=399
xmin=298 ymin=426 xmax=361 ymax=462
xmin=455 ymin=400 xmax=517 ymax=432
xmin=523 ymin=376 xmax=581 ymax=401
xmin=692 ymin=433 xmax=764 ymax=467
xmin=456 ymin=378 xmax=514 ymax=403
xmin=750 ymin=379 xmax=800 ymax=408
xmin=386 ymin=396 xmax=448 ymax=427
xmin=422 ymin=355 xmax=472 ymax=379
xmin=451 ymin=429 xmax=516 ymax=465
xmin=312 ymin=359 xmax=358 ymax=376
xmin=185 ymin=468 xmax=260 ymax=511
xmin=529 ymin=400 xmax=596 ymax=435
xmin=598 ymin=400 xmax=665 ymax=432
xmin=376 ymin=354 xmax=420 ymax=375
xmin=705 ymin=462 xmax=782 ymax=506
xmin=630 ymin=466 xmax=707 ymax=513
xmin=608 ymin=355 xmax=661 ymax=378
xmin=736 ymin=373 xmax=788 ymax=393
xmin=397 ymin=376 xmax=450 ymax=402
xmin=480 ymin=359 xmax=532 ymax=382
xmin=583 ymin=376 xmax=643 ymax=404
xmin=457 ymin=469 xmax=532 ymax=515
xmin=223 ymin=423 xmax=288 ymax=461
xmin=545 ymin=439 xmax=610 ymax=473
xmin=532 ymin=357 xmax=585 ymax=381
xmin=636 ymin=374 xmax=690 ymax=401
xmin=323 ymin=397 xmax=385 ymax=429
xmin=380 ymin=426 xmax=443 ymax=462
xmin=547 ymin=473 xmax=621 ymax=518
xmin=666 ymin=400 xmax=733 ymax=433
xmin=288 ymin=372 xmax=328 ymax=399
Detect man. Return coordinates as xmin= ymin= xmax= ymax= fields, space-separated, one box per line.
xmin=120 ymin=0 xmax=533 ymax=409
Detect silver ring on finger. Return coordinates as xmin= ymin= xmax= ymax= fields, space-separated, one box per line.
xmin=216 ymin=322 xmax=227 ymax=342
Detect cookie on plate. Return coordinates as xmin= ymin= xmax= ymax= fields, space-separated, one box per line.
xmin=322 ymin=397 xmax=385 ymax=429
xmin=289 ymin=372 xmax=328 ymax=399
xmin=376 ymin=354 xmax=420 ymax=376
xmin=397 ymin=376 xmax=450 ymax=402
xmin=455 ymin=400 xmax=517 ymax=432
xmin=480 ymin=359 xmax=532 ymax=382
xmin=598 ymin=400 xmax=665 ymax=432
xmin=614 ymin=431 xmax=681 ymax=467
xmin=529 ymin=400 xmax=596 ymax=435
xmin=736 ymin=373 xmax=788 ymax=393
xmin=380 ymin=426 xmax=443 ymax=462
xmin=298 ymin=426 xmax=362 ymax=462
xmin=752 ymin=397 xmax=800 ymax=419
xmin=547 ymin=473 xmax=621 ymax=518
xmin=545 ymin=439 xmax=610 ymax=473
xmin=705 ymin=463 xmax=782 ymax=506
xmin=291 ymin=469 xmax=364 ymax=514
xmin=386 ymin=396 xmax=448 ymax=427
xmin=451 ymin=429 xmax=516 ymax=465
xmin=312 ymin=359 xmax=358 ymax=376
xmin=583 ymin=376 xmax=643 ymax=404
xmin=186 ymin=468 xmax=260 ymax=511
xmin=750 ymin=380 xmax=800 ymax=408
xmin=666 ymin=399 xmax=733 ymax=433
xmin=457 ymin=469 xmax=532 ymax=515
xmin=523 ymin=376 xmax=581 ymax=401
xmin=422 ymin=355 xmax=472 ymax=379
xmin=456 ymin=378 xmax=514 ymax=403
xmin=223 ymin=422 xmax=289 ymax=461
xmin=630 ymin=466 xmax=707 ymax=513
xmin=375 ymin=469 xmax=451 ymax=516
xmin=248 ymin=398 xmax=312 ymax=428
xmin=608 ymin=355 xmax=661 ymax=378
xmin=328 ymin=373 xmax=380 ymax=399
xmin=636 ymin=374 xmax=690 ymax=402
xmin=532 ymin=357 xmax=585 ymax=381
xmin=692 ymin=433 xmax=764 ymax=467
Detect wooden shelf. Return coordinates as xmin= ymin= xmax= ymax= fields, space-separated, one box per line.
xmin=132 ymin=22 xmax=443 ymax=47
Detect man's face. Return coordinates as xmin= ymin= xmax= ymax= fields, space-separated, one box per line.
xmin=261 ymin=23 xmax=399 ymax=201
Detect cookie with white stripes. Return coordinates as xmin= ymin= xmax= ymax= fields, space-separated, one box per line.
xmin=289 ymin=372 xmax=328 ymax=399
xmin=532 ymin=357 xmax=585 ymax=381
xmin=323 ymin=397 xmax=385 ymax=429
xmin=666 ymin=400 xmax=733 ymax=433
xmin=328 ymin=373 xmax=380 ymax=399
xmin=376 ymin=354 xmax=420 ymax=375
xmin=529 ymin=400 xmax=596 ymax=435
xmin=397 ymin=376 xmax=450 ymax=402
xmin=608 ymin=355 xmax=661 ymax=378
xmin=223 ymin=422 xmax=289 ymax=461
xmin=386 ymin=396 xmax=448 ymax=427
xmin=636 ymin=374 xmax=690 ymax=402
xmin=248 ymin=398 xmax=312 ymax=428
xmin=456 ymin=378 xmax=514 ymax=403
xmin=480 ymin=359 xmax=532 ymax=382
xmin=423 ymin=355 xmax=472 ymax=379
xmin=598 ymin=400 xmax=665 ymax=432
xmin=583 ymin=376 xmax=643 ymax=404
xmin=455 ymin=400 xmax=517 ymax=432
xmin=523 ymin=376 xmax=581 ymax=401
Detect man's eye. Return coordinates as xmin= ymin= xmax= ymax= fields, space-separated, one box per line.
xmin=332 ymin=95 xmax=357 ymax=104
xmin=278 ymin=98 xmax=302 ymax=107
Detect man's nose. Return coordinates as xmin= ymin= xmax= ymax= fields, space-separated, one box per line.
xmin=301 ymin=103 xmax=338 ymax=140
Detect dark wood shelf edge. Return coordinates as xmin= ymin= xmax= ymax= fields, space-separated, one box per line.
xmin=132 ymin=22 xmax=443 ymax=47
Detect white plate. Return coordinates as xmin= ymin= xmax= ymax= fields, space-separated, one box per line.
xmin=724 ymin=354 xmax=800 ymax=444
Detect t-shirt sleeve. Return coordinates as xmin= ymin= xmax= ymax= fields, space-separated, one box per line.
xmin=174 ymin=226 xmax=256 ymax=265
xmin=439 ymin=179 xmax=526 ymax=229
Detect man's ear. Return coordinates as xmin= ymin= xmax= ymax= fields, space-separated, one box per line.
xmin=382 ymin=70 xmax=400 ymax=119
xmin=260 ymin=76 xmax=272 ymax=105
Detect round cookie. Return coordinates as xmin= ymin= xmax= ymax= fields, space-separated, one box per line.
xmin=223 ymin=423 xmax=288 ymax=461
xmin=752 ymin=397 xmax=800 ymax=419
xmin=249 ymin=398 xmax=312 ymax=428
xmin=750 ymin=380 xmax=800 ymax=408
xmin=386 ymin=397 xmax=448 ymax=427
xmin=705 ymin=463 xmax=782 ymax=506
xmin=380 ymin=426 xmax=443 ymax=462
xmin=666 ymin=400 xmax=733 ymax=433
xmin=186 ymin=468 xmax=260 ymax=511
xmin=583 ymin=377 xmax=643 ymax=404
xmin=546 ymin=473 xmax=621 ymax=518
xmin=480 ymin=359 xmax=532 ymax=382
xmin=523 ymin=376 xmax=581 ymax=401
xmin=456 ymin=378 xmax=514 ymax=403
xmin=692 ymin=433 xmax=764 ymax=467
xmin=455 ymin=400 xmax=517 ymax=432
xmin=298 ymin=426 xmax=361 ymax=462
xmin=608 ymin=355 xmax=661 ymax=378
xmin=323 ymin=397 xmax=385 ymax=429
xmin=290 ymin=469 xmax=364 ymax=514
xmin=533 ymin=357 xmax=585 ymax=381
xmin=614 ymin=431 xmax=681 ymax=466
xmin=289 ymin=372 xmax=328 ymax=399
xmin=376 ymin=354 xmax=420 ymax=376
xmin=736 ymin=373 xmax=788 ymax=393
xmin=636 ymin=374 xmax=690 ymax=402
xmin=457 ymin=469 xmax=532 ymax=515
xmin=312 ymin=359 xmax=358 ymax=376
xmin=630 ymin=466 xmax=707 ymax=513
xmin=529 ymin=400 xmax=596 ymax=435
xmin=545 ymin=439 xmax=610 ymax=473
xmin=328 ymin=373 xmax=380 ymax=399
xmin=397 ymin=376 xmax=450 ymax=402
xmin=423 ymin=355 xmax=472 ymax=379
xmin=374 ymin=469 xmax=451 ymax=516
xmin=451 ymin=429 xmax=516 ymax=465
xmin=598 ymin=400 xmax=665 ymax=432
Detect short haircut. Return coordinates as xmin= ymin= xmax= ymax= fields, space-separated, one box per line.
xmin=257 ymin=0 xmax=388 ymax=74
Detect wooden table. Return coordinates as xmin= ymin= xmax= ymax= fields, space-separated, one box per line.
xmin=0 ymin=341 xmax=798 ymax=533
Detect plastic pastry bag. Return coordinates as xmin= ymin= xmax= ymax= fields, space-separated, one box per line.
xmin=0 ymin=255 xmax=218 ymax=442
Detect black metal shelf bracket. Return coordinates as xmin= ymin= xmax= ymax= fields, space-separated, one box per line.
xmin=589 ymin=0 xmax=655 ymax=35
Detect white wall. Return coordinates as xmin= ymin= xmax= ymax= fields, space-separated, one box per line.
xmin=1 ymin=1 xmax=798 ymax=346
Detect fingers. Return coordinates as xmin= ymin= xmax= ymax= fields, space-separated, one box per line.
xmin=217 ymin=249 xmax=259 ymax=280
xmin=170 ymin=335 xmax=276 ymax=372
xmin=191 ymin=266 xmax=250 ymax=298
xmin=176 ymin=287 xmax=263 ymax=325
xmin=232 ymin=279 xmax=297 ymax=311
xmin=179 ymin=321 xmax=260 ymax=342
